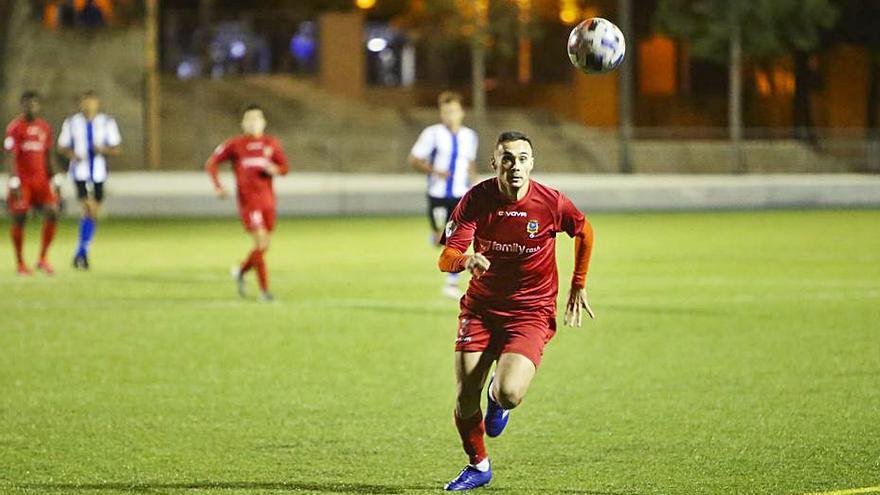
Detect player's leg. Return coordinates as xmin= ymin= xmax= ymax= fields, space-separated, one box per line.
xmin=8 ymin=182 xmax=31 ymax=274
xmin=446 ymin=349 xmax=495 ymax=491
xmin=73 ymin=181 xmax=99 ymax=269
xmin=491 ymin=352 xmax=537 ymax=410
xmin=252 ymin=225 xmax=272 ymax=301
xmin=430 ymin=197 xmax=460 ymax=299
xmin=442 ymin=197 xmax=462 ymax=297
xmin=35 ymin=186 xmax=59 ymax=274
xmin=484 ymin=317 xmax=555 ymax=437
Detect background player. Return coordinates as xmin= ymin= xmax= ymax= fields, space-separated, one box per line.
xmin=58 ymin=90 xmax=122 ymax=270
xmin=206 ymin=104 xmax=289 ymax=302
xmin=409 ymin=91 xmax=479 ymax=299
xmin=437 ymin=131 xmax=595 ymax=490
xmin=3 ymin=91 xmax=59 ymax=275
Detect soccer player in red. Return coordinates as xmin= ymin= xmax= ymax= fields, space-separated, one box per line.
xmin=438 ymin=131 xmax=595 ymax=490
xmin=3 ymin=91 xmax=59 ymax=275
xmin=205 ymin=104 xmax=289 ymax=301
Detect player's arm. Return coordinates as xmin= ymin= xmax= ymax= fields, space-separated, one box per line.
xmin=409 ymin=128 xmax=447 ymax=179
xmin=205 ymin=141 xmax=232 ymax=198
xmin=564 ymin=218 xmax=595 ymax=327
xmin=437 ymin=192 xmax=489 ymax=277
xmin=56 ymin=119 xmax=79 ymax=162
xmin=95 ymin=118 xmax=122 ymax=156
xmin=264 ymin=140 xmax=289 ymax=176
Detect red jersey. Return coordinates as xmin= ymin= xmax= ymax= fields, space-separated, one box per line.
xmin=443 ymin=178 xmax=585 ymax=317
xmin=207 ymin=135 xmax=289 ymax=209
xmin=4 ymin=117 xmax=52 ymax=184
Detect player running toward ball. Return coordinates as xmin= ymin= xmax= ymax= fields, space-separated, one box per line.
xmin=206 ymin=104 xmax=289 ymax=302
xmin=438 ymin=131 xmax=595 ymax=491
xmin=409 ymin=91 xmax=478 ymax=299
xmin=3 ymin=91 xmax=60 ymax=275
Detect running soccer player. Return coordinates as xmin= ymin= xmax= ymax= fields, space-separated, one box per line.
xmin=4 ymin=91 xmax=59 ymax=275
xmin=409 ymin=91 xmax=478 ymax=299
xmin=438 ymin=131 xmax=595 ymax=491
xmin=206 ymin=104 xmax=289 ymax=302
xmin=58 ymin=90 xmax=122 ymax=270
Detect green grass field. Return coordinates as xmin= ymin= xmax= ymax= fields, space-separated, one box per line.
xmin=1 ymin=211 xmax=879 ymax=495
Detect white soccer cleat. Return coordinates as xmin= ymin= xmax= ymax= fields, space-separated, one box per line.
xmin=230 ymin=266 xmax=246 ymax=298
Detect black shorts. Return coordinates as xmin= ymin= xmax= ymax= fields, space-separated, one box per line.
xmin=427 ymin=196 xmax=461 ymax=232
xmin=75 ymin=181 xmax=105 ymax=202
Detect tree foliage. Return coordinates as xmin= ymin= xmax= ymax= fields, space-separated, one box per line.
xmin=654 ymin=0 xmax=838 ymax=63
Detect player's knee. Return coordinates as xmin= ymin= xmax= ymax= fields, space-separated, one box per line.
xmin=13 ymin=214 xmax=26 ymax=226
xmin=45 ymin=210 xmax=58 ymax=222
xmin=495 ymin=382 xmax=526 ymax=410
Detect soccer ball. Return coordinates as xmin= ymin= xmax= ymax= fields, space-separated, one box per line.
xmin=567 ymin=17 xmax=626 ymax=74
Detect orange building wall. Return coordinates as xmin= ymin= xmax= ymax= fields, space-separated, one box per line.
xmin=821 ymin=45 xmax=869 ymax=128
xmin=319 ymin=12 xmax=365 ymax=100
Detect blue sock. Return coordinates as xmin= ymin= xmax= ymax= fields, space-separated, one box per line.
xmin=77 ymin=217 xmax=96 ymax=256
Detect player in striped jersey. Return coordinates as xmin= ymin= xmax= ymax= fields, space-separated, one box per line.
xmin=58 ymin=90 xmax=122 ymax=270
xmin=409 ymin=91 xmax=479 ymax=299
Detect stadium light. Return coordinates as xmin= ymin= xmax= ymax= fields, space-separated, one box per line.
xmin=355 ymin=0 xmax=376 ymax=9
xmin=367 ymin=37 xmax=388 ymax=52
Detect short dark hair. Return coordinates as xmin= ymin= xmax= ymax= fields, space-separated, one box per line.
xmin=20 ymin=90 xmax=39 ymax=103
xmin=496 ymin=130 xmax=533 ymax=149
xmin=243 ymin=103 xmax=263 ymax=114
xmin=437 ymin=91 xmax=462 ymax=106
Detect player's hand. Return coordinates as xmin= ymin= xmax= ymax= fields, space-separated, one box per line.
xmin=564 ymin=287 xmax=595 ymax=328
xmin=432 ymin=170 xmax=450 ymax=180
xmin=94 ymin=146 xmax=109 ymax=155
xmin=263 ymin=164 xmax=281 ymax=176
xmin=214 ymin=185 xmax=228 ymax=199
xmin=465 ymin=253 xmax=490 ymax=279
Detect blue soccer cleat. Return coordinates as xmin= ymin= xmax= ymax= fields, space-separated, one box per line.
xmin=484 ymin=374 xmax=510 ymax=438
xmin=444 ymin=464 xmax=492 ymax=491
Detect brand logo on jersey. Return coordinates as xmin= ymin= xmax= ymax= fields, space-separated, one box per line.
xmin=526 ymin=219 xmax=539 ymax=238
xmin=241 ymin=156 xmax=269 ymax=168
xmin=498 ymin=210 xmax=527 ymax=217
xmin=484 ymin=240 xmax=542 ymax=256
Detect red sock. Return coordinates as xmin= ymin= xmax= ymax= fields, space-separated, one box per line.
xmin=254 ymin=250 xmax=268 ymax=292
xmin=240 ymin=249 xmax=259 ymax=274
xmin=11 ymin=224 xmax=24 ymax=265
xmin=454 ymin=411 xmax=488 ymax=465
xmin=40 ymin=220 xmax=56 ymax=260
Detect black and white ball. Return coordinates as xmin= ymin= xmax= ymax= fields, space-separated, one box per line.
xmin=567 ymin=17 xmax=626 ymax=74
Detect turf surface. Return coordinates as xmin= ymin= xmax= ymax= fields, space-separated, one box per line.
xmin=1 ymin=211 xmax=878 ymax=495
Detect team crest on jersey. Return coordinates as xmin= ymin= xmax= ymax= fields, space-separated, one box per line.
xmin=526 ymin=219 xmax=539 ymax=238
xmin=445 ymin=221 xmax=457 ymax=238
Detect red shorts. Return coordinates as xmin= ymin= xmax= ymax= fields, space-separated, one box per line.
xmin=455 ymin=311 xmax=557 ymax=367
xmin=7 ymin=180 xmax=57 ymax=215
xmin=239 ymin=206 xmax=276 ymax=232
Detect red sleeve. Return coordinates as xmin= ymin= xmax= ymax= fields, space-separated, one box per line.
xmin=4 ymin=121 xmax=19 ymax=153
xmin=440 ymin=189 xmax=478 ymax=252
xmin=270 ymin=138 xmax=289 ymax=175
xmin=206 ymin=139 xmax=234 ymax=189
xmin=571 ymin=219 xmax=594 ymax=289
xmin=557 ymin=193 xmax=585 ymax=238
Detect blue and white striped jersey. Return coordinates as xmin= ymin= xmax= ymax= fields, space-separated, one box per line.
xmin=411 ymin=124 xmax=478 ymax=199
xmin=58 ymin=112 xmax=121 ymax=183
